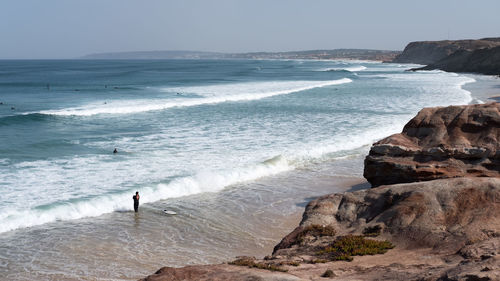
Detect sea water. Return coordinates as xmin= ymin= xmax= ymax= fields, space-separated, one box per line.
xmin=0 ymin=59 xmax=475 ymax=280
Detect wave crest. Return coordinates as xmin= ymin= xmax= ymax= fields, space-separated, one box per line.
xmin=35 ymin=79 xmax=352 ymax=117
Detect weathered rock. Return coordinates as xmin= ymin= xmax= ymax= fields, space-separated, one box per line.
xmin=275 ymin=178 xmax=500 ymax=254
xmin=364 ymin=103 xmax=500 ymax=187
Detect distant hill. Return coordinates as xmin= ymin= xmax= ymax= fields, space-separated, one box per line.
xmin=81 ymin=50 xmax=225 ymax=59
xmin=81 ymin=49 xmax=400 ymax=61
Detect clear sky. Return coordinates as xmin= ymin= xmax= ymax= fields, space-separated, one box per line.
xmin=1 ymin=0 xmax=499 ymax=59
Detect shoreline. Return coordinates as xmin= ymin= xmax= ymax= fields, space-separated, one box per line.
xmin=462 ymin=73 xmax=500 ymax=102
xmin=137 ymin=71 xmax=499 ymax=280
xmin=140 ymin=78 xmax=500 ymax=281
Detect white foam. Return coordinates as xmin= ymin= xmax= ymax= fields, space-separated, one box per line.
xmin=35 ymin=79 xmax=352 ymax=116
xmin=0 ymin=155 xmax=292 ymax=233
xmin=321 ymin=66 xmax=367 ymax=72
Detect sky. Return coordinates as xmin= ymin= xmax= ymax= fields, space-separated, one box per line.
xmin=1 ymin=0 xmax=499 ymax=59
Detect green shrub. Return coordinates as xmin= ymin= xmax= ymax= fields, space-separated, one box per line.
xmin=317 ymin=235 xmax=394 ymax=262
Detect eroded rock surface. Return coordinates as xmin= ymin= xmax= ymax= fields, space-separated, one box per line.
xmin=364 ymin=103 xmax=500 ymax=187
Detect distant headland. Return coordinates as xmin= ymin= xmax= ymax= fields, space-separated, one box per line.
xmin=80 ymin=49 xmax=400 ymax=61
xmin=391 ymin=37 xmax=500 ymax=75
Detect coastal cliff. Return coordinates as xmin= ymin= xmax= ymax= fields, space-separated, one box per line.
xmin=417 ymin=46 xmax=500 ymax=75
xmin=141 ymin=103 xmax=500 ymax=281
xmin=391 ymin=38 xmax=500 ymax=65
xmin=392 ymin=38 xmax=500 ymax=75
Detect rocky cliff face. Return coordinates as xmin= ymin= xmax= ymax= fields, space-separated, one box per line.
xmin=391 ymin=38 xmax=500 ymax=65
xmin=416 ymin=46 xmax=500 ymax=75
xmin=364 ymin=103 xmax=500 ymax=187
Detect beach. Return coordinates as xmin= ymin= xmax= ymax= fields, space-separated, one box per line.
xmin=2 ymin=157 xmax=366 ymax=280
xmin=0 ymin=59 xmax=495 ymax=280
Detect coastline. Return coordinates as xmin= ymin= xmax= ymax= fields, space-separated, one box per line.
xmin=140 ymin=77 xmax=500 ymax=281
xmin=138 ymin=71 xmax=499 ymax=280
xmin=2 ymin=60 xmax=496 ymax=281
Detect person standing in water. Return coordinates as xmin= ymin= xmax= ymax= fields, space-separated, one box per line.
xmin=133 ymin=191 xmax=140 ymax=212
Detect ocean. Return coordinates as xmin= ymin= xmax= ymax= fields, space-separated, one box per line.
xmin=0 ymin=59 xmax=476 ymax=280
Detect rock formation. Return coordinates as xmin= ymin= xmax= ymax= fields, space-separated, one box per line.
xmin=391 ymin=38 xmax=500 ymax=65
xmin=364 ymin=103 xmax=500 ymax=187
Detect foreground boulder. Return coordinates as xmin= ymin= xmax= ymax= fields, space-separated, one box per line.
xmin=364 ymin=103 xmax=500 ymax=187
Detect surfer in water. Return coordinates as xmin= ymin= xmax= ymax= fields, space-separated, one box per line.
xmin=133 ymin=191 xmax=140 ymax=212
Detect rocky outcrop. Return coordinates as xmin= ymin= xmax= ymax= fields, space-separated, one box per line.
xmin=391 ymin=38 xmax=500 ymax=65
xmin=364 ymin=103 xmax=500 ymax=187
xmin=278 ymin=178 xmax=500 ymax=253
xmin=416 ymin=46 xmax=500 ymax=75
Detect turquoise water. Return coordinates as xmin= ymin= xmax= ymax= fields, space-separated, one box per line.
xmin=0 ymin=59 xmax=476 ymax=280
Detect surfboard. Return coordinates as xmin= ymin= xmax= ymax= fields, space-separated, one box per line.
xmin=163 ymin=210 xmax=177 ymax=215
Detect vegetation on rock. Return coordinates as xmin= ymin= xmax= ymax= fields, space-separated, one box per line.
xmin=317 ymin=235 xmax=394 ymax=262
